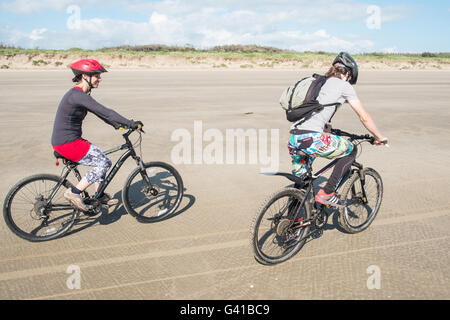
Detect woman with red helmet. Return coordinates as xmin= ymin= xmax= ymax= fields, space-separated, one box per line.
xmin=51 ymin=59 xmax=143 ymax=212
xmin=70 ymin=58 xmax=108 ymax=92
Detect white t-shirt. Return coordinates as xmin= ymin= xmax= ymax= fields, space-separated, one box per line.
xmin=291 ymin=77 xmax=358 ymax=133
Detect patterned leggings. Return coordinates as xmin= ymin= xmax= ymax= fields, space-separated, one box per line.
xmin=78 ymin=144 xmax=112 ymax=184
xmin=288 ymin=131 xmax=357 ymax=194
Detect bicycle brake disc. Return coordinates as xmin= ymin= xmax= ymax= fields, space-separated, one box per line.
xmin=142 ymin=186 xmax=159 ymax=198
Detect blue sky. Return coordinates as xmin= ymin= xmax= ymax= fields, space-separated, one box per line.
xmin=0 ymin=0 xmax=449 ymax=53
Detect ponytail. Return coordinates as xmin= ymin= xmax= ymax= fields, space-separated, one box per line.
xmin=325 ymin=66 xmax=350 ymax=79
xmin=72 ymin=74 xmax=82 ymax=83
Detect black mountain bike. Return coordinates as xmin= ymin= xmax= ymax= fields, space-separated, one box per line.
xmin=251 ymin=129 xmax=386 ymax=265
xmin=3 ymin=127 xmax=184 ymax=242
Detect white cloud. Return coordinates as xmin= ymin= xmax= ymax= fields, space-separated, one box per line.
xmin=313 ymin=30 xmax=330 ymax=39
xmin=1 ymin=16 xmax=375 ymax=53
xmin=286 ymin=30 xmax=374 ymax=53
xmin=382 ymin=47 xmax=398 ymax=54
xmin=29 ymin=28 xmax=47 ymax=40
xmin=0 ymin=0 xmax=74 ymax=14
xmin=380 ymin=5 xmax=412 ymax=23
xmin=1 ymin=16 xmax=186 ymax=49
xmin=0 ymin=0 xmax=412 ymax=52
xmin=149 ymin=12 xmax=168 ymax=25
xmin=0 ymin=26 xmax=28 ymax=45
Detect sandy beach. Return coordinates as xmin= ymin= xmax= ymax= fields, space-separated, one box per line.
xmin=0 ymin=68 xmax=449 ymax=299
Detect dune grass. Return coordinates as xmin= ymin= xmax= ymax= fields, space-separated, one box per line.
xmin=1 ymin=44 xmax=449 ymax=63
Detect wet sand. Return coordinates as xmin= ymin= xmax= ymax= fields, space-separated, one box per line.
xmin=0 ymin=69 xmax=449 ymax=299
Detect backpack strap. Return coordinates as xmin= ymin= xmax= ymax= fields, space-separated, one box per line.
xmin=292 ymin=102 xmax=341 ymax=128
xmin=304 ymin=74 xmax=327 ymax=102
xmin=323 ymin=102 xmax=341 ymax=122
xmin=288 ymin=74 xmax=340 ymax=127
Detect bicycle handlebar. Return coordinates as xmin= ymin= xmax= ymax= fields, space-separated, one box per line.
xmin=331 ymin=128 xmax=388 ymax=146
xmin=119 ymin=126 xmax=145 ymax=135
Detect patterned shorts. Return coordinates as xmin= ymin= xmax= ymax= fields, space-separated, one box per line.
xmin=288 ymin=132 xmax=353 ymax=164
xmin=78 ymin=144 xmax=112 ymax=184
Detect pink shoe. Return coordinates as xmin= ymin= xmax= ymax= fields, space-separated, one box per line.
xmin=315 ymin=189 xmax=345 ymax=208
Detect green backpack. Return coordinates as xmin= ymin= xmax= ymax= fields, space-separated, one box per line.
xmin=280 ymin=74 xmax=340 ymax=124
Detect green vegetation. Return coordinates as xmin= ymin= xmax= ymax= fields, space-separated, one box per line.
xmin=32 ymin=59 xmax=49 ymax=66
xmin=1 ymin=43 xmax=449 ymax=63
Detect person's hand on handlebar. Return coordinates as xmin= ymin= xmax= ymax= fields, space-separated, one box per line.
xmin=373 ymin=136 xmax=389 ymax=146
xmin=117 ymin=120 xmax=144 ymax=132
xmin=131 ymin=120 xmax=144 ymax=130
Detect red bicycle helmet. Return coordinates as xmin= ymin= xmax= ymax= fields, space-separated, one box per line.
xmin=70 ymin=59 xmax=107 ymax=76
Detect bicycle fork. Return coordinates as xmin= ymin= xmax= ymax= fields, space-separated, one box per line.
xmin=348 ymin=164 xmax=368 ymax=205
xmin=137 ymin=159 xmax=150 ymax=184
xmin=135 ymin=158 xmax=160 ymax=197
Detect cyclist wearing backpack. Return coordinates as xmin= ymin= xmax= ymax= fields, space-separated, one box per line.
xmin=287 ymin=52 xmax=388 ymax=207
xmin=51 ymin=59 xmax=143 ymax=212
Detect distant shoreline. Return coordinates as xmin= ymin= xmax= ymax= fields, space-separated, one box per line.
xmin=1 ymin=48 xmax=449 ymax=71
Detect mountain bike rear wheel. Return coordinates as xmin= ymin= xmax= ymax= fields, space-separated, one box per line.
xmin=338 ymin=168 xmax=383 ymax=233
xmin=251 ymin=188 xmax=311 ymax=265
xmin=3 ymin=174 xmax=78 ymax=242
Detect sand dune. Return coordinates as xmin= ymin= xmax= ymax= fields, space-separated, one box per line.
xmin=1 ymin=52 xmax=449 ymax=71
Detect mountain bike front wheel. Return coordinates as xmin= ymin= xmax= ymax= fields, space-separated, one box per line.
xmin=3 ymin=174 xmax=78 ymax=242
xmin=338 ymin=168 xmax=383 ymax=233
xmin=251 ymin=188 xmax=311 ymax=265
xmin=122 ymin=162 xmax=184 ymax=222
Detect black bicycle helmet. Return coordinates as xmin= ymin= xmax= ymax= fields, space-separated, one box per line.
xmin=332 ymin=52 xmax=358 ymax=84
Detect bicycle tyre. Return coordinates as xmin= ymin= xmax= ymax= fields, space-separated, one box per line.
xmin=338 ymin=168 xmax=383 ymax=233
xmin=122 ymin=162 xmax=183 ymax=222
xmin=3 ymin=174 xmax=78 ymax=242
xmin=251 ymin=187 xmax=311 ymax=265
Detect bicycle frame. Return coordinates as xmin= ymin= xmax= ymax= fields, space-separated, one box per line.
xmin=311 ymin=157 xmax=364 ymax=193
xmin=48 ymin=129 xmax=150 ymax=206
xmin=95 ymin=130 xmax=152 ymax=199
xmin=286 ymin=146 xmax=367 ymax=223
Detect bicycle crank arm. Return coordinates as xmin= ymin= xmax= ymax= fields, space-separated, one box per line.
xmin=296 ymin=228 xmax=323 ymax=243
xmin=283 ymin=228 xmax=320 ymax=250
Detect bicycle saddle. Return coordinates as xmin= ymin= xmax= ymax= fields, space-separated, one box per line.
xmin=53 ymin=151 xmax=78 ymax=165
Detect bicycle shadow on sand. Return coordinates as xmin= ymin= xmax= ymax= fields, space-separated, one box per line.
xmin=66 ymin=176 xmax=195 ymax=237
